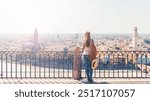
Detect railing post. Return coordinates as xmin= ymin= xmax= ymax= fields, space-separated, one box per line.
xmin=148 ymin=69 xmax=150 ymax=76
xmin=133 ymin=53 xmax=138 ymax=69
xmin=73 ymin=47 xmax=82 ymax=80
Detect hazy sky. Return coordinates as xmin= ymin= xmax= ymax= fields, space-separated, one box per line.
xmin=0 ymin=0 xmax=150 ymax=34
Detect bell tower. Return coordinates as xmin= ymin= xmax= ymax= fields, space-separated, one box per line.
xmin=34 ymin=28 xmax=38 ymax=50
xmin=132 ymin=27 xmax=138 ymax=50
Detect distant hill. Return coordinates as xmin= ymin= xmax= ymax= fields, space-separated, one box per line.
xmin=144 ymin=39 xmax=150 ymax=44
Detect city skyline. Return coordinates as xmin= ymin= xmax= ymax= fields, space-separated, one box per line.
xmin=0 ymin=0 xmax=150 ymax=34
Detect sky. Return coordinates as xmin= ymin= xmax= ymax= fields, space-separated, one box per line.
xmin=0 ymin=0 xmax=150 ymax=34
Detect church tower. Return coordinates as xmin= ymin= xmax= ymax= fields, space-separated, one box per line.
xmin=34 ymin=28 xmax=39 ymax=50
xmin=132 ymin=27 xmax=138 ymax=50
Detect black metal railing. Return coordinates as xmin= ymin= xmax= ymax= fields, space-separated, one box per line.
xmin=0 ymin=51 xmax=150 ymax=78
xmin=0 ymin=51 xmax=74 ymax=78
xmin=84 ymin=51 xmax=150 ymax=78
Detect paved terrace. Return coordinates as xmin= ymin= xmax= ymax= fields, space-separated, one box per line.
xmin=0 ymin=78 xmax=150 ymax=84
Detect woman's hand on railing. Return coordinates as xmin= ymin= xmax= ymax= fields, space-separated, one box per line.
xmin=96 ymin=52 xmax=100 ymax=58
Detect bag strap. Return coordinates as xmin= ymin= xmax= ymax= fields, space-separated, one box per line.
xmin=90 ymin=39 xmax=94 ymax=47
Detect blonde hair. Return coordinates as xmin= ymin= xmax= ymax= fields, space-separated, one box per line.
xmin=84 ymin=31 xmax=91 ymax=47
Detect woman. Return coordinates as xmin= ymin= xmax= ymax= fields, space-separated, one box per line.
xmin=82 ymin=31 xmax=96 ymax=82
